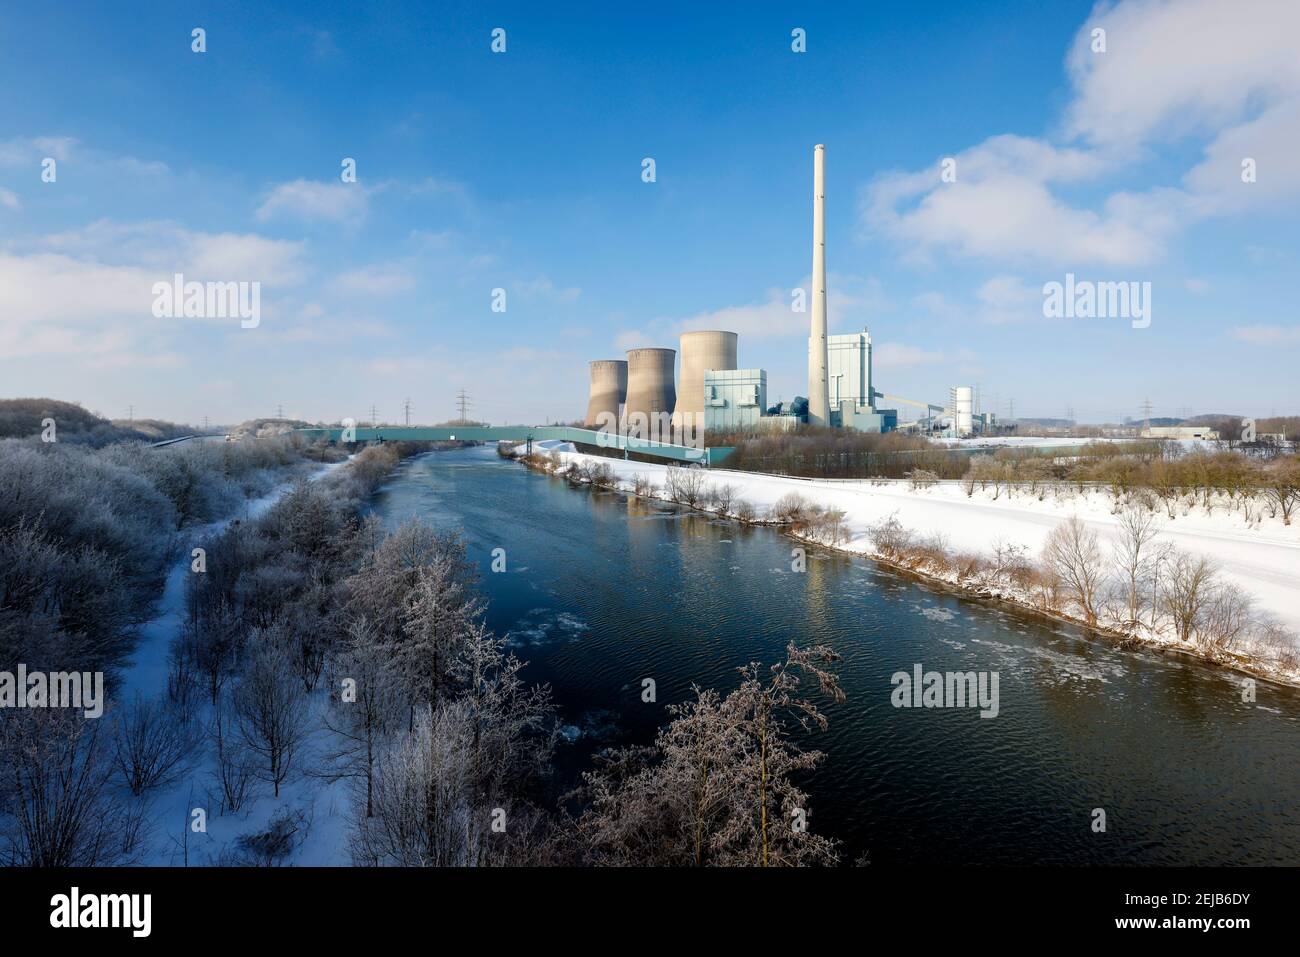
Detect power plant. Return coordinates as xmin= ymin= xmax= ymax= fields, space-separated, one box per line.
xmin=584 ymin=359 xmax=627 ymax=428
xmin=576 ymin=144 xmax=996 ymax=444
xmin=674 ymin=330 xmax=738 ymax=429
xmin=623 ymin=347 xmax=676 ymax=435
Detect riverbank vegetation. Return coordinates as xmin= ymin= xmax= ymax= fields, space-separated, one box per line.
xmin=3 ymin=439 xmax=848 ymax=867
xmin=0 ymin=430 xmax=346 ymax=865
xmin=514 ymin=445 xmax=1300 ymax=686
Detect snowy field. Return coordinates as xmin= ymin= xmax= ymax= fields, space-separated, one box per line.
xmin=527 ymin=447 xmax=1300 ymax=640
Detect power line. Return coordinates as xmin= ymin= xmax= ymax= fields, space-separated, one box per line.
xmin=369 ymin=404 xmax=378 ymax=427
xmin=455 ymin=388 xmax=472 ymax=423
xmin=403 ymin=397 xmax=412 ymax=426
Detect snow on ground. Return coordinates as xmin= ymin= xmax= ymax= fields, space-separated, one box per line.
xmin=118 ymin=458 xmax=352 ymax=866
xmin=120 ymin=459 xmax=349 ymax=701
xmin=935 ymin=435 xmax=1137 ymax=450
xmin=531 ymin=448 xmax=1300 ymax=638
xmin=936 ymin=435 xmax=1219 ymax=452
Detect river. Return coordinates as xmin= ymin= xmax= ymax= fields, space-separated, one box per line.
xmin=370 ymin=445 xmax=1300 ymax=865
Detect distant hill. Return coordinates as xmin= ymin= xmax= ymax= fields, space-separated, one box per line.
xmin=226 ymin=417 xmax=316 ymax=440
xmin=0 ymin=398 xmax=196 ymax=446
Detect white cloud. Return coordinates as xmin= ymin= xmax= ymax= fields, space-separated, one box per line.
xmin=331 ymin=264 xmax=415 ymax=297
xmin=0 ymin=135 xmax=76 ymax=165
xmin=0 ymin=221 xmax=308 ymax=362
xmin=34 ymin=219 xmax=306 ymax=283
xmin=873 ymin=342 xmax=946 ymax=369
xmin=0 ymin=187 xmax=19 ymax=210
xmin=513 ymin=276 xmax=581 ymax=303
xmin=619 ymin=272 xmax=891 ymax=351
xmin=256 ymin=179 xmax=372 ymax=223
xmin=974 ymin=275 xmax=1043 ymax=324
xmin=862 ymin=0 xmax=1300 ymax=267
xmin=1063 ymin=0 xmax=1300 ymax=149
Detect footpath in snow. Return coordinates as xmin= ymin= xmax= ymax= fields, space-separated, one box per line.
xmin=117 ymin=458 xmax=351 ymax=865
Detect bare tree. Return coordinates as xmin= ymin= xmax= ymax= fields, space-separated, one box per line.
xmin=710 ymin=483 xmax=739 ymax=516
xmin=868 ymin=512 xmax=913 ymax=559
xmin=1161 ymin=551 xmax=1217 ymax=645
xmin=0 ymin=710 xmax=148 ymax=866
xmin=1200 ymin=581 xmax=1253 ymax=654
xmin=112 ymin=692 xmax=198 ymax=796
xmin=321 ymin=617 xmax=401 ymax=818
xmin=1111 ymin=504 xmax=1161 ymax=627
xmin=1261 ymin=459 xmax=1300 ymax=526
xmin=232 ymin=638 xmax=309 ymax=797
xmin=351 ymin=701 xmax=481 ymax=867
xmin=664 ymin=467 xmax=707 ymax=507
xmin=1042 ymin=516 xmax=1105 ymax=626
xmin=208 ymin=694 xmax=255 ymax=813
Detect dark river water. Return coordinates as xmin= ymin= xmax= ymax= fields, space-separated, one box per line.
xmin=369 ymin=445 xmax=1300 ymax=865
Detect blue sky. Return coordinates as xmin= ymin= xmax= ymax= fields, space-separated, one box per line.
xmin=1 ymin=0 xmax=1297 ymax=426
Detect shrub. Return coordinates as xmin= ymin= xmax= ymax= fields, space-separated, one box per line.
xmin=771 ymin=492 xmax=812 ymax=525
xmin=111 ymin=693 xmax=198 ymax=796
xmin=867 ymin=513 xmax=912 ymax=559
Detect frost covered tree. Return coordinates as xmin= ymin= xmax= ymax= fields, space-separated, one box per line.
xmin=232 ymin=637 xmax=309 ymax=797
xmin=399 ymin=559 xmax=482 ymax=713
xmin=352 ymin=700 xmax=482 ymax=866
xmin=574 ymin=644 xmax=844 ymax=866
xmin=348 ymin=618 xmax=557 ymax=866
xmin=0 ymin=710 xmax=147 ymax=866
xmin=112 ymin=692 xmax=198 ymax=796
xmin=322 ymin=617 xmax=402 ymax=817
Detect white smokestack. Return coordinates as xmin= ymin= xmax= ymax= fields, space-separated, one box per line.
xmin=807 ymin=144 xmax=830 ymax=427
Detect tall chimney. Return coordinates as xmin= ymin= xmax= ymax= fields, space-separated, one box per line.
xmin=807 ymin=144 xmax=830 ymax=427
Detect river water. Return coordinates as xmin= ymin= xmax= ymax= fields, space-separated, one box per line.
xmin=370 ymin=445 xmax=1300 ymax=865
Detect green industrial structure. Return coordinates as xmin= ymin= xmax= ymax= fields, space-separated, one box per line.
xmin=293 ymin=425 xmax=734 ymax=467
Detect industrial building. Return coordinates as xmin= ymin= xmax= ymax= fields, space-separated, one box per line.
xmin=1141 ymin=425 xmax=1221 ymax=440
xmin=824 ymin=329 xmax=896 ymax=432
xmin=578 ymin=144 xmax=998 ymax=443
xmin=703 ymin=369 xmax=767 ymax=432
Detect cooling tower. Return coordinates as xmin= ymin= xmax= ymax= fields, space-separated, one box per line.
xmin=673 ymin=330 xmax=738 ymax=430
xmin=624 ymin=347 xmax=676 ymax=437
xmin=807 ymin=144 xmax=830 ymax=428
xmin=585 ymin=359 xmax=627 ymax=429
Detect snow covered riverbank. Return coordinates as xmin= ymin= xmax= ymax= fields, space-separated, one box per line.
xmin=515 ymin=446 xmax=1300 ymax=688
